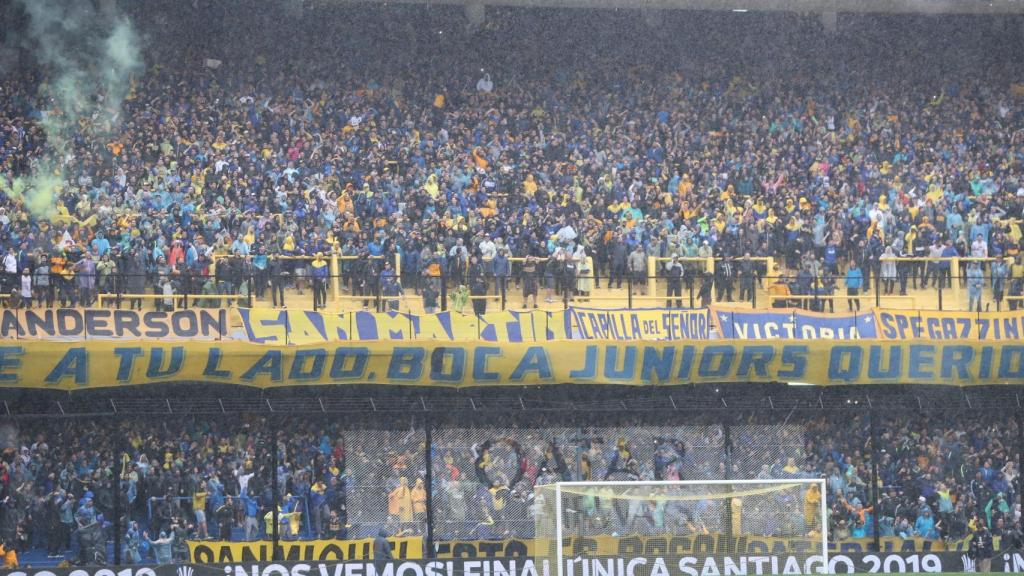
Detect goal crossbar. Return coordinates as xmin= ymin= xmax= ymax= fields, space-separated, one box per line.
xmin=536 ymin=479 xmax=829 ymax=576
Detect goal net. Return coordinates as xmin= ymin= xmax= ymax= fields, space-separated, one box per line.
xmin=534 ymin=480 xmax=828 ymax=576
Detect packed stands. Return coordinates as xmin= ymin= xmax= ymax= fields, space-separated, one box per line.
xmin=1 ymin=4 xmax=1023 ymax=314
xmin=0 ymin=387 xmax=1019 ymax=566
xmin=2 ymin=0 xmax=1024 ymax=571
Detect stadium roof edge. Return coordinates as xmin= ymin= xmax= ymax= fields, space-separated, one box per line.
xmin=323 ymin=0 xmax=1024 ymax=14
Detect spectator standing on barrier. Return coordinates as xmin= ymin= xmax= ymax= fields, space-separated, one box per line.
xmin=17 ymin=269 xmax=30 ymax=309
xmin=96 ymin=254 xmax=116 ymax=298
xmin=76 ymin=253 xmax=97 ymax=307
xmin=698 ymin=271 xmax=714 ymax=308
xmin=32 ymin=260 xmax=50 ymax=308
xmin=715 ymin=257 xmax=735 ymax=302
xmin=968 ymin=262 xmax=985 ymax=312
xmin=844 ymin=262 xmax=863 ymax=311
xmin=451 ymin=285 xmax=470 ymax=313
xmin=521 ymin=255 xmax=539 ymax=309
xmin=881 ymin=247 xmax=897 ymax=295
xmin=58 ymin=261 xmax=76 ymax=308
xmin=738 ymin=254 xmax=756 ymax=303
xmin=383 ymin=276 xmax=405 ymax=312
xmin=768 ymin=272 xmax=791 ymax=309
xmin=422 ymin=276 xmax=440 ymax=314
xmin=992 ymin=256 xmax=1009 ymax=311
xmin=573 ymin=244 xmax=590 ymax=299
xmin=609 ymin=235 xmax=627 ymax=289
xmin=253 ymin=248 xmax=269 ymax=300
xmin=269 ymin=255 xmax=288 ymax=308
xmin=665 ymin=257 xmax=684 ymax=308
xmin=628 ymin=245 xmax=646 ymax=295
xmin=940 ymin=240 xmax=959 ymax=288
xmin=493 ymin=249 xmax=511 ymax=298
xmin=312 ymin=253 xmax=329 ymax=309
xmin=820 ymin=270 xmax=836 ymax=313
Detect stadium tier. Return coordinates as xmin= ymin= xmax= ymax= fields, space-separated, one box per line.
xmin=2 ymin=0 xmax=1024 ymax=574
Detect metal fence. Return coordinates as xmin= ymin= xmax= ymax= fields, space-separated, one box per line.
xmin=4 ymin=261 xmax=1021 ymax=313
xmin=0 ymin=386 xmax=1020 ymax=566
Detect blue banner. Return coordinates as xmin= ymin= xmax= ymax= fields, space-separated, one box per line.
xmin=712 ymin=307 xmax=876 ymax=339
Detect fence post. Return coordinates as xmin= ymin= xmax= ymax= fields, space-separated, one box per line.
xmin=722 ymin=414 xmax=733 ymax=543
xmin=500 ymin=277 xmax=506 ymax=311
xmin=647 ymin=256 xmax=657 ymax=300
xmin=874 ymin=271 xmax=881 ymax=308
xmin=627 ymin=275 xmax=633 ymax=309
xmin=117 ymin=273 xmax=125 ymax=309
xmin=248 ymin=272 xmax=254 ymax=308
xmin=330 ymin=253 xmax=341 ymax=303
xmin=1017 ymin=410 xmax=1023 ymax=505
xmin=937 ymin=283 xmax=943 ymax=311
xmin=688 ymin=276 xmax=695 ymax=309
xmin=751 ymin=274 xmax=757 ymax=308
xmin=951 ymin=258 xmax=962 ymax=304
xmin=812 ymin=275 xmax=820 ymax=312
xmin=271 ymin=416 xmax=280 ymax=561
xmin=113 ymin=433 xmax=123 ymax=565
xmin=869 ymin=408 xmax=882 ymax=552
xmin=440 ymin=273 xmax=448 ymax=311
xmin=424 ymin=414 xmax=434 ymax=558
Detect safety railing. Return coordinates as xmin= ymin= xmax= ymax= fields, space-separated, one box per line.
xmin=2 ymin=255 xmax=1022 ymax=312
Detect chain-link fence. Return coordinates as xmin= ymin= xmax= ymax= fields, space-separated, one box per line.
xmin=0 ymin=403 xmax=1019 ymax=566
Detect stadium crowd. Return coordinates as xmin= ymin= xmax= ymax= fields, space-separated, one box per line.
xmin=0 ymin=411 xmax=1018 ymax=565
xmin=1 ymin=5 xmax=1023 ymax=311
xmin=0 ymin=0 xmax=1023 ymax=569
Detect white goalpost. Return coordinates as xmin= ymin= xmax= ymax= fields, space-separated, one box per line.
xmin=535 ymin=479 xmax=829 ymax=576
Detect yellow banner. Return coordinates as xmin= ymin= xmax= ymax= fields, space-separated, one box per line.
xmin=874 ymin=308 xmax=1024 ymax=341
xmin=0 ymin=308 xmax=232 ymax=341
xmin=5 ymin=339 xmax=1024 ymax=390
xmin=187 ymin=536 xmax=423 ymax=563
xmin=434 ymin=534 xmax=977 ymax=559
xmin=238 ymin=309 xmax=568 ymax=343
